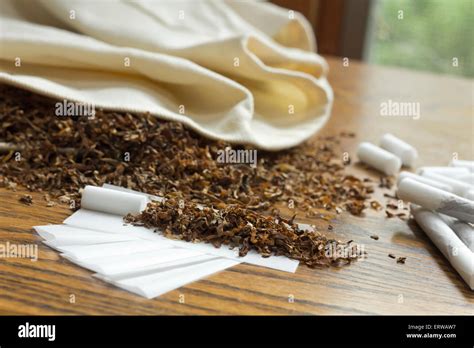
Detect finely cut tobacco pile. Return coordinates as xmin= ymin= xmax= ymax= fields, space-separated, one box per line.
xmin=0 ymin=84 xmax=374 ymax=266
xmin=125 ymin=198 xmax=362 ymax=267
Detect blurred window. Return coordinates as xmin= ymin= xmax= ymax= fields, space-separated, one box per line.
xmin=365 ymin=0 xmax=473 ymax=77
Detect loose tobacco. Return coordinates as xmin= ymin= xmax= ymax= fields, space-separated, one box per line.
xmin=0 ymin=84 xmax=375 ymax=265
xmin=0 ymin=85 xmax=373 ymax=218
xmin=125 ymin=197 xmax=363 ymax=267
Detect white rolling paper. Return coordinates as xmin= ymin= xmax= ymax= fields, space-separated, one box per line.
xmin=95 ymin=258 xmax=241 ymax=299
xmin=52 ymin=239 xmax=172 ymax=260
xmin=34 ymin=225 xmax=140 ymax=247
xmin=66 ymin=248 xmax=207 ymax=276
xmin=397 ymin=178 xmax=474 ymax=223
xmin=450 ymin=159 xmax=474 ymax=172
xmin=421 ymin=171 xmax=473 ymax=198
xmin=417 ymin=166 xmax=469 ymax=176
xmin=411 ymin=205 xmax=474 ymax=290
xmin=397 ymin=171 xmax=453 ymax=192
xmin=101 ymin=255 xmax=221 ymax=281
xmin=35 ymin=184 xmax=301 ymax=299
xmin=439 ymin=215 xmax=474 ymax=252
xmin=452 ymin=173 xmax=474 ymax=185
xmin=465 ymin=190 xmax=474 ymax=201
xmin=63 ymin=208 xmax=299 ymax=273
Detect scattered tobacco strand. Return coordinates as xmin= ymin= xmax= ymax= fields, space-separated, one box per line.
xmin=370 ymin=235 xmax=379 ymax=240
xmin=19 ymin=194 xmax=33 ymax=205
xmin=397 ymin=257 xmax=407 ymax=264
xmin=339 ymin=131 xmax=355 ymax=138
xmin=379 ymin=176 xmax=394 ymax=189
xmin=386 ymin=203 xmax=398 ymax=210
xmin=385 ymin=210 xmax=395 ymax=218
xmin=370 ymin=200 xmax=382 ymax=211
xmin=124 ymin=197 xmax=364 ymax=268
xmin=388 ymin=253 xmax=396 ymax=259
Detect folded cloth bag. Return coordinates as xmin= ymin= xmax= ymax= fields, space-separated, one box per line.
xmin=0 ymin=0 xmax=333 ymax=150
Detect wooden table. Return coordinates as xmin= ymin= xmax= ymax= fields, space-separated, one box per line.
xmin=0 ymin=57 xmax=472 ymax=315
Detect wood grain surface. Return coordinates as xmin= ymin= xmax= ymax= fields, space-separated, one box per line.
xmin=0 ymin=57 xmax=473 ymax=315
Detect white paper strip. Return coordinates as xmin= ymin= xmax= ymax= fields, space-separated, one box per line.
xmin=450 ymin=159 xmax=474 ymax=172
xmin=64 ymin=248 xmax=206 ymax=276
xmin=34 ymin=225 xmax=140 ymax=247
xmin=51 ymin=239 xmax=172 ymax=260
xmin=417 ymin=166 xmax=470 ymax=176
xmin=95 ymin=258 xmax=240 ymax=299
xmin=439 ymin=215 xmax=474 ymax=252
xmin=398 ymin=178 xmax=474 ymax=223
xmin=397 ymin=171 xmax=453 ymax=192
xmin=452 ymin=173 xmax=474 ymax=185
xmin=101 ymin=254 xmax=222 ymax=281
xmin=64 ymin=209 xmax=157 ymax=238
xmin=421 ymin=171 xmax=473 ymax=198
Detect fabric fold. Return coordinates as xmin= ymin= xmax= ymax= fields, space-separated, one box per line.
xmin=0 ymin=0 xmax=333 ymax=150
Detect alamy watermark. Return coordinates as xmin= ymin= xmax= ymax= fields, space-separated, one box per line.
xmin=18 ymin=322 xmax=55 ymax=341
xmin=55 ymin=99 xmax=95 ymax=118
xmin=217 ymin=147 xmax=257 ymax=168
xmin=380 ymin=99 xmax=420 ymax=120
xmin=0 ymin=242 xmax=38 ymax=261
xmin=325 ymin=242 xmax=366 ymax=260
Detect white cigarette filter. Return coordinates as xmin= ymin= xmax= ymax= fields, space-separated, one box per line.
xmin=417 ymin=166 xmax=469 ymax=176
xmin=398 ymin=178 xmax=474 ymax=223
xmin=81 ymin=186 xmax=148 ymax=216
xmin=411 ymin=205 xmax=474 ymax=290
xmin=450 ymin=159 xmax=474 ymax=172
xmin=420 ymin=171 xmax=473 ymax=198
xmin=379 ymin=133 xmax=418 ymax=167
xmin=397 ymin=171 xmax=453 ymax=192
xmin=439 ymin=214 xmax=474 ymax=252
xmin=357 ymin=142 xmax=401 ymax=175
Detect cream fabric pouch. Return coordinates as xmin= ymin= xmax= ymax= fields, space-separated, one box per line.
xmin=0 ymin=0 xmax=332 ymax=150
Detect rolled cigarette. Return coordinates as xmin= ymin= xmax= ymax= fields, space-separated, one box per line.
xmin=465 ymin=190 xmax=474 ymax=201
xmin=439 ymin=214 xmax=474 ymax=252
xmin=398 ymin=178 xmax=474 ymax=223
xmin=450 ymin=159 xmax=474 ymax=172
xmin=397 ymin=171 xmax=453 ymax=192
xmin=421 ymin=171 xmax=473 ymax=198
xmin=411 ymin=205 xmax=473 ymax=290
xmin=417 ymin=166 xmax=470 ymax=176
xmin=452 ymin=173 xmax=474 ymax=185
xmin=380 ymin=133 xmax=418 ymax=167
xmin=81 ymin=186 xmax=148 ymax=216
xmin=357 ymin=142 xmax=401 ymax=175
